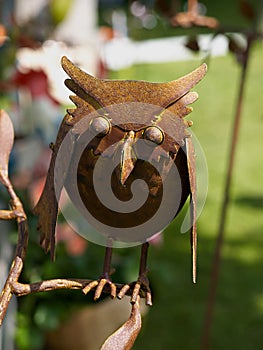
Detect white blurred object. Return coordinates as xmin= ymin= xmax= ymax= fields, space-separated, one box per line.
xmin=16 ymin=40 xmax=99 ymax=104
xmin=14 ymin=0 xmax=99 ymax=104
xmin=104 ymin=34 xmax=229 ymax=70
xmin=15 ymin=0 xmax=48 ymax=24
xmin=53 ymin=0 xmax=98 ymax=45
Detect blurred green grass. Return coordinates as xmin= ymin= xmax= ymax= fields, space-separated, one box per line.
xmin=110 ymin=44 xmax=263 ymax=349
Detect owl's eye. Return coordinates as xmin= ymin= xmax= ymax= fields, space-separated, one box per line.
xmin=143 ymin=126 xmax=164 ymax=146
xmin=89 ymin=116 xmax=111 ymax=137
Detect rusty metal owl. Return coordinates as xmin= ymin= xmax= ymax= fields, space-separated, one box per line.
xmin=33 ymin=56 xmax=207 ymax=304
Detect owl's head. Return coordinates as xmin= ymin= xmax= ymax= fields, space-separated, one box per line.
xmin=61 ymin=56 xmax=207 ymax=185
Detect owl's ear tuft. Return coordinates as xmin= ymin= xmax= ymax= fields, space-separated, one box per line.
xmin=61 ymin=56 xmax=207 ymax=109
xmin=166 ymin=63 xmax=207 ymax=104
xmin=61 ymin=56 xmax=97 ymax=87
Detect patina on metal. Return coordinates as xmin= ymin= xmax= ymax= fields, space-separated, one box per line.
xmin=0 ymin=59 xmax=206 ymax=347
xmin=33 ymin=56 xmax=207 ymax=304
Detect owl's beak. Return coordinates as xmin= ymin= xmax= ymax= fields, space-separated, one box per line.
xmin=115 ymin=131 xmax=137 ymax=186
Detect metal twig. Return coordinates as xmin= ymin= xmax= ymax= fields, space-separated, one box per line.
xmin=0 ymin=183 xmax=28 ymax=325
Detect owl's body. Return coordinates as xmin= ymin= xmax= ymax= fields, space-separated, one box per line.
xmin=72 ymin=144 xmax=190 ymax=236
xmin=33 ymin=57 xmax=207 ymax=303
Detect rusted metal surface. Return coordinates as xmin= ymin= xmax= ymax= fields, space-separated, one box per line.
xmin=34 ymin=56 xmax=206 ymax=302
xmin=100 ymin=296 xmax=142 ymax=350
xmin=0 ymin=58 xmax=206 ymax=347
xmin=0 ymin=110 xmax=28 ymax=325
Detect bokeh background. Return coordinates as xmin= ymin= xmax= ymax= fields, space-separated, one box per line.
xmin=0 ymin=1 xmax=263 ymax=349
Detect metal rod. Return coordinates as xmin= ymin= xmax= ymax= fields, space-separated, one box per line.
xmin=102 ymin=246 xmax=113 ymax=280
xmin=139 ymin=242 xmax=149 ymax=276
xmin=201 ymin=33 xmax=253 ymax=350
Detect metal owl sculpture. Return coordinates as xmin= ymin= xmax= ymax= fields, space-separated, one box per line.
xmin=33 ymin=56 xmax=207 ymax=305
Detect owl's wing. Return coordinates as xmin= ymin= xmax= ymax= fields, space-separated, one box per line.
xmin=32 ymin=115 xmax=75 ymax=259
xmin=186 ymin=136 xmax=197 ymax=283
xmin=155 ymin=85 xmax=202 ymax=283
xmin=33 ymin=57 xmax=106 ymax=258
xmin=165 ymin=92 xmax=199 ymax=283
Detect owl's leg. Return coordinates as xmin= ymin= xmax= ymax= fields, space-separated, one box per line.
xmin=82 ymin=245 xmax=116 ymax=300
xmin=118 ymin=242 xmax=152 ymax=306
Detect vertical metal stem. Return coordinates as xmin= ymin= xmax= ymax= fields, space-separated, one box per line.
xmin=201 ymin=34 xmax=253 ymax=350
xmin=102 ymin=240 xmax=113 ymax=280
xmin=139 ymin=242 xmax=149 ymax=276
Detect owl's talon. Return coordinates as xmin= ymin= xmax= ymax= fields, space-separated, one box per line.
xmin=146 ymin=290 xmax=152 ymax=306
xmin=132 ymin=277 xmax=152 ymax=305
xmin=135 ymin=242 xmax=152 ymax=305
xmin=94 ymin=278 xmax=107 ymax=300
xmin=117 ymin=284 xmax=131 ymax=299
xmin=82 ymin=278 xmax=116 ymax=300
xmin=82 ymin=246 xmax=115 ymax=300
xmin=82 ymin=280 xmax=99 ymax=295
xmin=94 ymin=278 xmax=116 ymax=300
xmin=131 ymin=282 xmax=141 ymax=304
xmin=110 ymin=282 xmax=117 ymax=299
xmin=117 ymin=277 xmax=152 ymax=306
